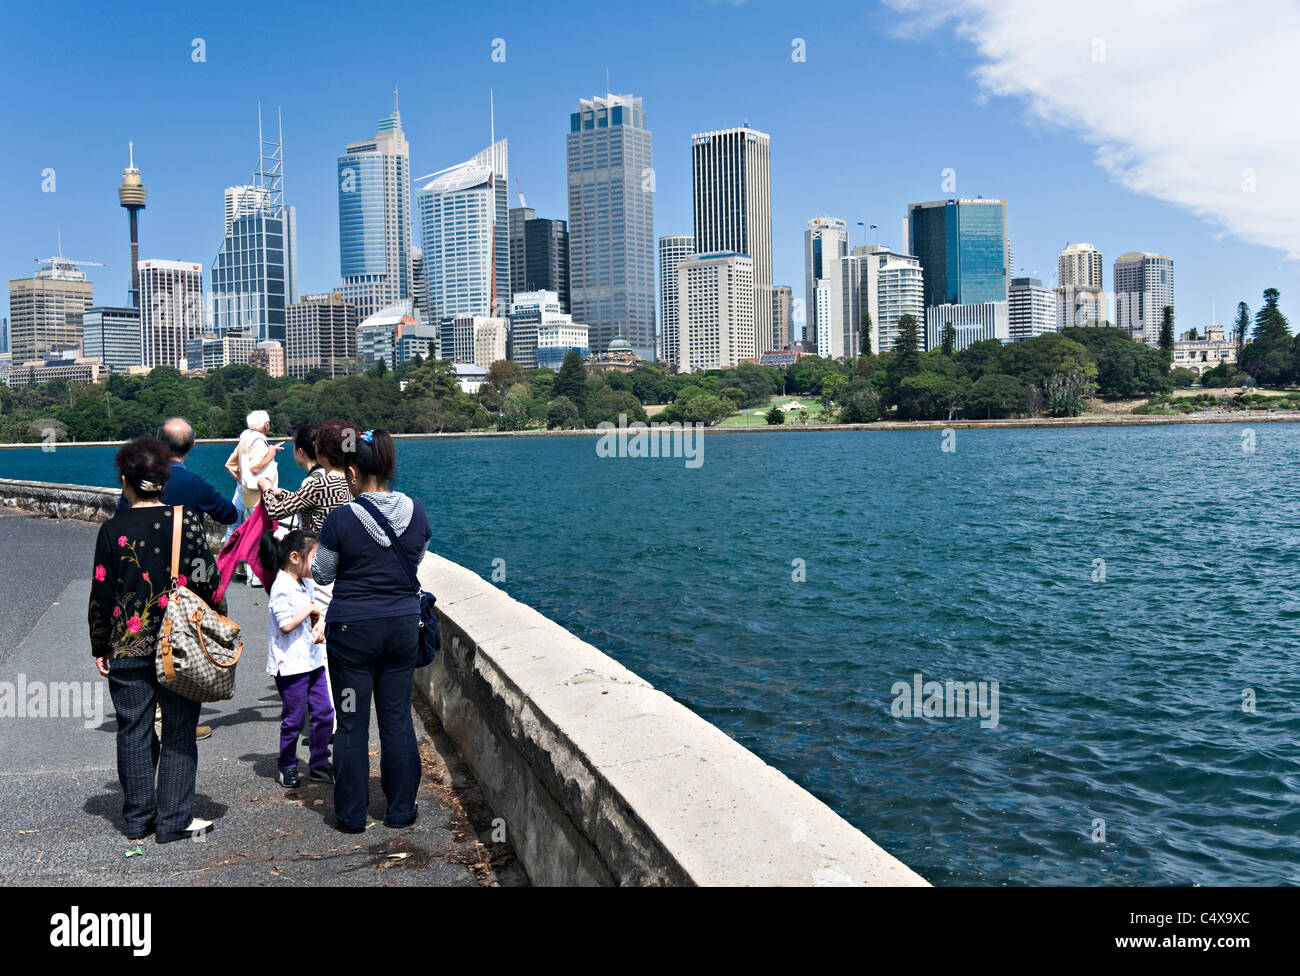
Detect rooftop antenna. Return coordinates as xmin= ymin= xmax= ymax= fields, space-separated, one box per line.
xmin=490 ymin=89 xmax=495 ymax=148
xmin=605 ymin=66 xmax=610 ymax=96
xmin=129 ymin=141 xmax=135 ymax=169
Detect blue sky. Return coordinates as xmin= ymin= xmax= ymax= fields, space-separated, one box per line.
xmin=2 ymin=0 xmax=1295 ymax=337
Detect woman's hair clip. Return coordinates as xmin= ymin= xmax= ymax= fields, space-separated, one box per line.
xmin=138 ymin=479 xmax=162 ymax=493
xmin=361 ymin=429 xmax=374 ymax=444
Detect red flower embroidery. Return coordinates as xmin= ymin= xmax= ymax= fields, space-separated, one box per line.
xmin=126 ymin=616 xmax=142 ymax=634
xmin=117 ymin=535 xmax=127 ymax=547
xmin=142 ymin=572 xmax=150 ymax=583
xmin=176 ymin=575 xmax=188 ymax=587
xmin=159 ymin=594 xmax=169 ymax=609
xmin=94 ymin=565 xmax=106 ymax=582
xmin=112 ymin=606 xmax=122 ymax=618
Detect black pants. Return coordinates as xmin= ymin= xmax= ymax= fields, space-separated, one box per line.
xmin=107 ymin=653 xmax=202 ymax=835
xmin=326 ymin=615 xmax=420 ymax=829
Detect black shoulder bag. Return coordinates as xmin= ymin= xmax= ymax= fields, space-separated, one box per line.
xmin=352 ymin=496 xmax=440 ymax=667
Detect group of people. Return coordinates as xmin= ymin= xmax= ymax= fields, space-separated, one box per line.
xmin=89 ymin=413 xmax=432 ymax=841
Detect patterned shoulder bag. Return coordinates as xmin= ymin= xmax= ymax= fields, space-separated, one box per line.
xmin=156 ymin=506 xmax=244 ymax=702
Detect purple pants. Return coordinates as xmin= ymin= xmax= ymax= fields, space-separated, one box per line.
xmin=275 ymin=667 xmax=334 ymax=772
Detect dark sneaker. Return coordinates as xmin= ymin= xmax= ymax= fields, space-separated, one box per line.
xmin=335 ymin=820 xmax=367 ymax=834
xmin=277 ymin=767 xmax=300 ymax=788
xmin=307 ymin=766 xmax=335 ymax=784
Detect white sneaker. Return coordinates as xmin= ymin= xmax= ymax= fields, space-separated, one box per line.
xmin=158 ymin=818 xmax=214 ymax=844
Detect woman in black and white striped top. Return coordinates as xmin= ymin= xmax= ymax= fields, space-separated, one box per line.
xmin=259 ymin=420 xmax=354 ymax=534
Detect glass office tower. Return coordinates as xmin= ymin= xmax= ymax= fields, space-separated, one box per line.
xmin=907 ymin=198 xmax=1008 ymax=308
xmin=566 ymin=94 xmax=655 ymax=359
xmin=338 ymin=105 xmax=412 ymax=322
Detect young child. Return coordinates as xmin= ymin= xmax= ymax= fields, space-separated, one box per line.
xmin=260 ymin=529 xmax=335 ymax=788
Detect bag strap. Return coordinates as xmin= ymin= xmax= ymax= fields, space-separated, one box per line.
xmin=170 ymin=505 xmax=183 ymax=582
xmin=353 ymin=496 xmax=420 ymax=595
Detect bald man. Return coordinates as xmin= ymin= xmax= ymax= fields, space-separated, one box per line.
xmin=114 ymin=417 xmax=238 ymax=528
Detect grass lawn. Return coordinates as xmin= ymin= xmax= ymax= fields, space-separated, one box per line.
xmin=715 ymin=395 xmax=826 ymax=427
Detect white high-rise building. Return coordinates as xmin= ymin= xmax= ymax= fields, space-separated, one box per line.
xmin=860 ymin=245 xmax=924 ymax=354
xmin=677 ymin=252 xmax=754 ymax=372
xmin=658 ymin=234 xmax=694 ymax=366
xmin=692 ymin=127 xmax=772 ymax=353
xmin=416 ymin=141 xmax=509 ymax=327
xmin=138 ymin=259 xmax=204 ymax=368
xmin=508 ymin=290 xmax=582 ymax=370
xmin=925 ymin=302 xmax=1009 ymax=352
xmin=1009 ymin=276 xmax=1058 ymax=341
xmin=804 ymin=217 xmax=849 ymax=350
xmin=1056 ymin=242 xmax=1106 ymax=328
xmin=474 ymin=317 xmax=507 ymax=368
xmin=819 ymin=252 xmax=869 ymax=360
xmin=1114 ymin=251 xmax=1175 ymax=344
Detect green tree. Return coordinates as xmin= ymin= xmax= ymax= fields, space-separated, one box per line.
xmin=966 ymin=374 xmax=1025 ymax=419
xmin=554 ymin=351 xmax=589 ymax=408
xmin=546 ymin=396 xmax=582 ymax=429
xmin=1235 ymin=301 xmax=1250 ymax=355
xmin=765 ymin=404 xmax=785 ymax=425
xmin=859 ymin=309 xmax=873 ymax=357
xmin=1158 ymin=306 xmax=1175 ymax=366
xmin=940 ymin=321 xmax=957 ymax=357
xmin=485 ymin=359 xmax=526 ymax=396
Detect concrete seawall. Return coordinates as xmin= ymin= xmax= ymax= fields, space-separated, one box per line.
xmin=1 ymin=477 xmax=927 ymax=887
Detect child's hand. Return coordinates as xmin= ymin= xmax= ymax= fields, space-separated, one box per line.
xmin=311 ymin=621 xmax=326 ymax=644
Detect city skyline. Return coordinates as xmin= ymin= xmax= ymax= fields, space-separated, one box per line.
xmin=2 ymin=0 xmax=1296 ymax=350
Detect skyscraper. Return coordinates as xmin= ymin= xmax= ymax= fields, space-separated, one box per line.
xmin=211 ymin=112 xmax=295 ymax=344
xmin=286 ymin=292 xmax=358 ymax=379
xmin=567 ymin=93 xmax=655 ymax=359
xmin=82 ymin=306 xmax=141 ymax=372
xmin=692 ymin=126 xmax=773 ymax=353
xmin=508 ymin=206 xmax=534 ymax=307
xmin=861 ymin=245 xmax=925 ymax=354
xmin=658 ymin=234 xmax=695 ymax=366
xmin=224 ymin=185 xmax=270 ymax=234
xmin=337 ymin=98 xmax=412 ymax=322
xmin=138 ymin=259 xmax=204 ymax=368
xmin=906 ymin=198 xmax=1009 ymax=309
xmin=1057 ymin=242 xmax=1106 ymax=328
xmin=925 ymin=302 xmax=1009 ymax=352
xmin=8 ymin=255 xmax=94 ymax=363
xmin=1008 ymin=276 xmax=1058 ymax=341
xmin=819 ymin=252 xmax=870 ymax=359
xmin=805 ymin=218 xmax=849 ymax=351
xmin=771 ymin=286 xmax=793 ymax=351
xmin=416 ymin=139 xmax=510 ymax=329
xmin=677 ymin=252 xmax=754 ymax=372
xmin=1113 ymin=251 xmax=1174 ymax=344
xmin=523 ymin=217 xmax=569 ymax=313
xmin=117 ymin=143 xmax=146 ymax=309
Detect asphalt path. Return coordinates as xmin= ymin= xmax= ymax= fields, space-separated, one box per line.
xmin=0 ymin=510 xmax=518 ymax=886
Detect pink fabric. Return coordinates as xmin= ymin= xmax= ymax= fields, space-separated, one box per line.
xmin=215 ymin=503 xmax=278 ymax=601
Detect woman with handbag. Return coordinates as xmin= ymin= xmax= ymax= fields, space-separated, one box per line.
xmin=89 ymin=436 xmax=227 ymax=843
xmin=311 ymin=427 xmax=431 ymax=834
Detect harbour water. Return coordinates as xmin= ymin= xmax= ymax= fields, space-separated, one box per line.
xmin=5 ymin=422 xmax=1298 ymax=885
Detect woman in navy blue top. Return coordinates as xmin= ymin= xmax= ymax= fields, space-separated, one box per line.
xmin=311 ymin=427 xmax=431 ymax=833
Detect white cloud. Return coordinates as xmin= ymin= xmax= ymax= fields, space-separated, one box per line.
xmin=882 ymin=0 xmax=1300 ymax=259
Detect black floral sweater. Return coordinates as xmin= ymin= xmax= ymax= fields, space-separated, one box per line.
xmin=88 ymin=504 xmax=226 ymax=659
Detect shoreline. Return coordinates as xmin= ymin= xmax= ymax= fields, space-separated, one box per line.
xmin=2 ymin=409 xmax=1298 ymax=450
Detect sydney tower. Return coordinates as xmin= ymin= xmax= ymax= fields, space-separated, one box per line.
xmin=117 ymin=143 xmax=146 ymax=309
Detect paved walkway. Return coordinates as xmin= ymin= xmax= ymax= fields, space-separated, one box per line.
xmin=0 ymin=510 xmax=520 ymax=886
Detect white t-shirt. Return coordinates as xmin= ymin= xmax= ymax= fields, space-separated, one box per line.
xmin=266 ymin=571 xmax=322 ymax=677
xmin=240 ymin=429 xmax=278 ymax=491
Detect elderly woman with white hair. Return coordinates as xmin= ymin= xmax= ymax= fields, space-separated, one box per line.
xmin=223 ymin=409 xmax=283 ymax=585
